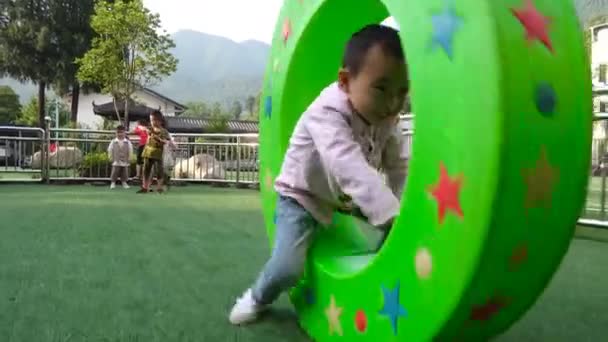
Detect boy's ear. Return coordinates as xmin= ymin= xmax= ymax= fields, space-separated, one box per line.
xmin=338 ymin=67 xmax=351 ymax=92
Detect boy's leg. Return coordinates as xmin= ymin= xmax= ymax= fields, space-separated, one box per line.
xmin=155 ymin=159 xmax=165 ymax=192
xmin=110 ymin=166 xmax=119 ymax=188
xmin=120 ymin=166 xmax=130 ymax=188
xmin=139 ymin=159 xmax=152 ymax=192
xmin=230 ymin=196 xmax=318 ymax=324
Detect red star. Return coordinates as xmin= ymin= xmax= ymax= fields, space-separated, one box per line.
xmin=282 ymin=18 xmax=291 ymax=44
xmin=509 ymin=243 xmax=528 ymax=271
xmin=511 ymin=0 xmax=553 ymax=52
xmin=470 ymin=296 xmax=510 ymax=321
xmin=429 ymin=162 xmax=464 ymax=224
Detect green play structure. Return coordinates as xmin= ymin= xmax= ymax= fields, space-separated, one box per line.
xmin=258 ymin=0 xmax=592 ymax=340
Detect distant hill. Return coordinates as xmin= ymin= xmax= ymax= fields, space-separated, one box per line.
xmin=1 ymin=30 xmax=270 ymax=107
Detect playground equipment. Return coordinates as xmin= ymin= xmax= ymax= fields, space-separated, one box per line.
xmin=259 ymin=0 xmax=592 ymax=340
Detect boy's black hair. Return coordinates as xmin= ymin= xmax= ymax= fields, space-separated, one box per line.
xmin=150 ymin=109 xmax=167 ymax=127
xmin=116 ymin=125 xmax=125 ymax=132
xmin=342 ymin=24 xmax=405 ymax=75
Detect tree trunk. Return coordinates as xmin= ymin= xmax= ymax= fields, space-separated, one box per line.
xmin=38 ymin=81 xmax=46 ymax=129
xmin=112 ymin=97 xmax=122 ymax=125
xmin=124 ymin=98 xmax=130 ymax=130
xmin=70 ymin=82 xmax=80 ymax=124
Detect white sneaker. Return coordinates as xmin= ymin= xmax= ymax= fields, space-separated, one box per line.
xmin=122 ymin=183 xmax=130 ymax=189
xmin=110 ymin=183 xmax=116 ymax=189
xmin=229 ymin=289 xmax=266 ymax=325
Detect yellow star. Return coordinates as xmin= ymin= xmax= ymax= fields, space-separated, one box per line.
xmin=264 ymin=169 xmax=274 ymax=191
xmin=522 ymin=146 xmax=559 ymax=210
xmin=325 ymin=295 xmax=343 ymax=336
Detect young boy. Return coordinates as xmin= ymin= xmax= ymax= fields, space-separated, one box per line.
xmin=229 ymin=24 xmax=409 ymax=325
xmin=133 ymin=119 xmax=149 ymax=180
xmin=138 ymin=110 xmax=170 ymax=194
xmin=107 ymin=125 xmax=133 ymax=189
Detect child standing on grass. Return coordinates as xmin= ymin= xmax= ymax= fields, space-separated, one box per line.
xmin=138 ymin=110 xmax=170 ymax=194
xmin=162 ymin=122 xmax=177 ymax=192
xmin=107 ymin=125 xmax=133 ymax=189
xmin=229 ymin=24 xmax=409 ymax=325
xmin=133 ymin=119 xmax=149 ymax=180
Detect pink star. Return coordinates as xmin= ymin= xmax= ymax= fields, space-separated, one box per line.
xmin=282 ymin=19 xmax=291 ymax=44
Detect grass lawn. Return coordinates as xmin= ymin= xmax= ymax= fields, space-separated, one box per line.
xmin=0 ymin=185 xmax=606 ymax=341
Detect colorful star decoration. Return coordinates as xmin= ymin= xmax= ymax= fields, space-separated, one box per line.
xmin=304 ymin=287 xmax=315 ymax=305
xmin=535 ymin=82 xmax=557 ymax=116
xmin=511 ymin=0 xmax=553 ymax=53
xmin=379 ymin=281 xmax=407 ymax=335
xmin=429 ymin=162 xmax=464 ymax=224
xmin=522 ymin=147 xmax=558 ymax=210
xmin=264 ymin=96 xmax=272 ymax=119
xmin=264 ymin=169 xmax=273 ymax=191
xmin=282 ymin=18 xmax=292 ymax=44
xmin=355 ymin=309 xmax=368 ymax=333
xmin=325 ymin=295 xmax=343 ymax=336
xmin=509 ymin=243 xmax=528 ymax=271
xmin=430 ymin=0 xmax=462 ymax=60
xmin=470 ymin=295 xmax=511 ymax=321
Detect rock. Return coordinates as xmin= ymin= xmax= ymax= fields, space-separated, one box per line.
xmin=31 ymin=151 xmax=42 ymax=169
xmin=30 ymin=146 xmax=84 ymax=169
xmin=50 ymin=146 xmax=83 ymax=169
xmin=173 ymin=154 xmax=225 ymax=180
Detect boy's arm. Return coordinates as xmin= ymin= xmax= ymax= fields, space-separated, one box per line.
xmin=381 ymin=123 xmax=409 ymax=200
xmin=107 ymin=140 xmax=114 ymax=158
xmin=304 ymin=108 xmax=400 ymax=226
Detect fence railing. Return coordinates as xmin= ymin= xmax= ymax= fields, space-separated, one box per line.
xmin=1 ymin=116 xmax=608 ymax=229
xmin=0 ymin=126 xmax=47 ymax=182
xmin=0 ymin=125 xmax=259 ymax=185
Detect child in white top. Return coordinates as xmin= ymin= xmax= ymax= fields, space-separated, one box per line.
xmin=230 ymin=24 xmax=409 ymax=325
xmin=107 ymin=125 xmax=133 ymax=189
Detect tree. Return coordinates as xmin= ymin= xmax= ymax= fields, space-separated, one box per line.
xmin=245 ymin=96 xmax=255 ymax=116
xmin=16 ymin=96 xmax=70 ymax=127
xmin=182 ymin=101 xmax=209 ymax=117
xmin=0 ymin=0 xmax=62 ymax=128
xmin=77 ymin=0 xmax=177 ymax=129
xmin=50 ymin=0 xmax=97 ymax=124
xmin=231 ymin=100 xmax=243 ymax=120
xmin=211 ymin=102 xmax=223 ymax=117
xmin=0 ymin=85 xmax=21 ymax=124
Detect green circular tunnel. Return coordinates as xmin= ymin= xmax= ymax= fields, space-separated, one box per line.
xmin=259 ymin=0 xmax=592 ymax=340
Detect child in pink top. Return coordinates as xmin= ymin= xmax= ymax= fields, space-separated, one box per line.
xmin=229 ymin=24 xmax=409 ymax=325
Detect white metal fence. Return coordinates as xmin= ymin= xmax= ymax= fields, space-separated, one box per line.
xmin=1 ymin=115 xmax=607 ymax=228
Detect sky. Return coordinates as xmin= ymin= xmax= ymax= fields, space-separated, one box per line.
xmin=143 ymin=0 xmax=398 ymax=44
xmin=143 ymin=0 xmax=284 ymax=43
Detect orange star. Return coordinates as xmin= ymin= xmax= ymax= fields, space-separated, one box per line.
xmin=522 ymin=147 xmax=558 ymax=210
xmin=325 ymin=295 xmax=343 ymax=336
xmin=428 ymin=162 xmax=464 ymax=224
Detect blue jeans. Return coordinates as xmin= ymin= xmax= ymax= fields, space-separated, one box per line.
xmin=252 ymin=196 xmax=319 ymax=305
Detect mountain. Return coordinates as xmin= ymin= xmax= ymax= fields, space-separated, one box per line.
xmin=1 ymin=30 xmax=270 ymax=107
xmin=151 ymin=30 xmax=270 ymax=106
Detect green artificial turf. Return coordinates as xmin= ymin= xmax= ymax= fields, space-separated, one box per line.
xmin=0 ymin=185 xmax=605 ymax=341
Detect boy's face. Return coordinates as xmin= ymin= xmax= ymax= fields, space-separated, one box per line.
xmin=117 ymin=130 xmax=126 ymax=139
xmin=150 ymin=115 xmax=161 ymax=128
xmin=339 ymin=44 xmax=409 ymax=124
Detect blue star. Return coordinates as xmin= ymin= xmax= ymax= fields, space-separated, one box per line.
xmin=264 ymin=96 xmax=272 ymax=118
xmin=430 ymin=0 xmax=462 ymax=60
xmin=304 ymin=287 xmax=315 ymax=305
xmin=379 ymin=281 xmax=407 ymax=335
